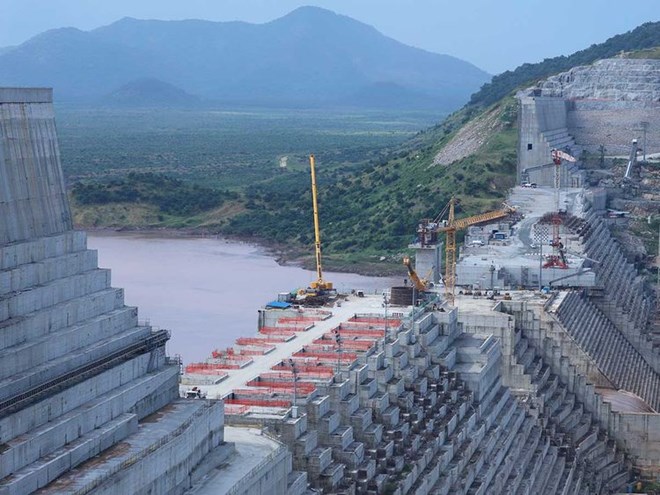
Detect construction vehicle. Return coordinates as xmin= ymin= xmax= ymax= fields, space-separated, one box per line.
xmin=184 ymin=386 xmax=207 ymax=399
xmin=426 ymin=197 xmax=515 ymax=305
xmin=544 ymin=149 xmax=577 ymax=269
xmin=296 ymin=154 xmax=335 ymax=305
xmin=402 ymin=256 xmax=429 ymax=292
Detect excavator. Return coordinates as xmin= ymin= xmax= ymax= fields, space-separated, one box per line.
xmin=295 ymin=154 xmax=336 ymax=305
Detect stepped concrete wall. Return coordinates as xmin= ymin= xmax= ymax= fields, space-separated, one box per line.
xmin=517 ymin=96 xmax=569 ymax=182
xmin=499 ymin=299 xmax=660 ymax=476
xmin=0 ymin=88 xmax=233 ymax=495
xmin=0 ymin=88 xmax=71 ymax=244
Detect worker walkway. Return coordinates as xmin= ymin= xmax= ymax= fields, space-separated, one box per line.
xmin=183 ymin=296 xmax=393 ymax=400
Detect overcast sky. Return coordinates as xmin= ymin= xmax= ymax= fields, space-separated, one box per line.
xmin=1 ymin=0 xmax=658 ymax=74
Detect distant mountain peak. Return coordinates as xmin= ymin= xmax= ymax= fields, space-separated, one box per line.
xmin=0 ymin=9 xmax=490 ymax=110
xmin=272 ymin=5 xmax=371 ymax=30
xmin=283 ymin=5 xmax=342 ymax=18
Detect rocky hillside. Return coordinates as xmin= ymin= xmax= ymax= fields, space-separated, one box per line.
xmin=537 ymin=58 xmax=660 ymax=100
xmin=470 ymin=21 xmax=660 ymax=108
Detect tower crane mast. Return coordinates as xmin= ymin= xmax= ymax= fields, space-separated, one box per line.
xmin=624 ymin=139 xmax=639 ymax=180
xmin=434 ymin=197 xmax=515 ymax=305
xmin=546 ymin=149 xmax=576 ymax=269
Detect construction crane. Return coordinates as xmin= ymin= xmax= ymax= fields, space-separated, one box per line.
xmin=545 ymin=149 xmax=577 ymax=269
xmin=308 ymin=154 xmax=332 ymax=292
xmin=295 ymin=155 xmax=333 ymax=305
xmin=402 ymin=256 xmax=428 ymax=292
xmin=435 ymin=197 xmax=516 ymax=305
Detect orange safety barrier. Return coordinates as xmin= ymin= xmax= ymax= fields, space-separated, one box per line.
xmin=277 ymin=316 xmax=321 ymax=323
xmin=260 ymin=326 xmax=308 ymax=333
xmin=313 ymin=339 xmax=375 ymax=351
xmin=211 ymin=348 xmax=240 ymax=358
xmin=258 ymin=371 xmax=334 ymax=382
xmin=258 ymin=328 xmax=297 ymax=337
xmin=349 ymin=317 xmax=401 ymax=326
xmin=331 ymin=327 xmax=386 ymax=337
xmin=271 ymin=363 xmax=336 ymax=374
xmin=236 ymin=337 xmax=285 ymax=346
xmin=250 ymin=373 xmax=316 ymax=389
xmin=225 ymin=397 xmax=291 ymax=408
xmin=224 ymin=404 xmax=250 ymax=415
xmin=185 ymin=363 xmax=238 ymax=372
xmin=247 ymin=379 xmax=317 ymax=391
xmin=234 ymin=349 xmax=269 ymax=356
xmin=232 ymin=388 xmax=280 ymax=396
xmin=210 ymin=350 xmax=253 ymax=363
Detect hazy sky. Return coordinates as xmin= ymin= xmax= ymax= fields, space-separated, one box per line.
xmin=1 ymin=0 xmax=658 ymax=74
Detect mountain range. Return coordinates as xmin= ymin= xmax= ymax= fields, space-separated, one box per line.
xmin=0 ymin=6 xmax=490 ymax=110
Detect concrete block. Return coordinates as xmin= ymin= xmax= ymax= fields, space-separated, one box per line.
xmin=0 ymin=287 xmax=126 ymax=350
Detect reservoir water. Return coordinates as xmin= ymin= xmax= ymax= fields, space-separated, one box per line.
xmin=87 ymin=233 xmax=399 ymax=364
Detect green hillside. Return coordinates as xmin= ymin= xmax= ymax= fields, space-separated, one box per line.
xmin=198 ymin=97 xmax=518 ymax=271
xmin=71 ymin=22 xmax=660 ymax=271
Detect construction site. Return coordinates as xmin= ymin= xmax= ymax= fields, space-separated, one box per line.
xmin=1 ymin=55 xmax=659 ymax=495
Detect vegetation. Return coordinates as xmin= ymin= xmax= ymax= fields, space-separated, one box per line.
xmin=221 ymin=98 xmax=518 ymax=256
xmin=65 ymin=100 xmax=515 ymax=265
xmin=66 ymin=22 xmax=660 ymax=269
xmin=58 ymin=106 xmax=436 ymax=190
xmin=72 ymin=172 xmax=236 ymax=216
xmin=624 ymin=46 xmax=660 ymax=59
xmin=469 ymin=21 xmax=660 ymax=107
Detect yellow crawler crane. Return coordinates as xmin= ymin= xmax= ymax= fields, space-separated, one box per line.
xmin=308 ymin=154 xmax=332 ymax=292
xmin=437 ymin=197 xmax=515 ymax=305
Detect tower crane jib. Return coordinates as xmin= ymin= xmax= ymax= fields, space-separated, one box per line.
xmin=436 ymin=197 xmax=515 ymax=305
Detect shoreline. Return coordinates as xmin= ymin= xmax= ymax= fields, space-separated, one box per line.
xmin=80 ymin=226 xmax=404 ymax=278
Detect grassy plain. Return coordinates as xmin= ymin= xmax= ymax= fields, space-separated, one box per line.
xmin=59 ymin=105 xmax=446 ymax=270
xmin=56 ymin=105 xmax=441 ymax=189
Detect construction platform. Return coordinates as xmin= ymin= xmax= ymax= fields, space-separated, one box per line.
xmin=181 ymin=294 xmax=407 ymax=410
xmin=456 ymin=186 xmax=597 ymax=289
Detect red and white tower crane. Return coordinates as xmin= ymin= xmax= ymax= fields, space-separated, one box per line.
xmin=544 ymin=149 xmax=576 ymax=269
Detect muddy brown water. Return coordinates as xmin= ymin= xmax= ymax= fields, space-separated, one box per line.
xmin=88 ymin=233 xmax=399 ymax=364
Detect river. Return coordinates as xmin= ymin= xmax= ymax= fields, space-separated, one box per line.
xmin=87 ymin=233 xmax=399 ymax=364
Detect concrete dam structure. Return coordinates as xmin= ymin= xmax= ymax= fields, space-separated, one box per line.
xmin=2 ymin=85 xmax=659 ymax=494
xmin=0 ymin=88 xmax=233 ymax=494
xmin=517 ymin=58 xmax=660 ymax=185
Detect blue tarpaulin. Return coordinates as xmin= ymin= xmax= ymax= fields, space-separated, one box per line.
xmin=265 ymin=301 xmax=291 ymax=309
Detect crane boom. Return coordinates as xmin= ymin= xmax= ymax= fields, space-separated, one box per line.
xmin=403 ymin=256 xmax=427 ymax=292
xmin=309 ymin=154 xmax=331 ymax=291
